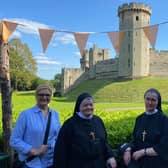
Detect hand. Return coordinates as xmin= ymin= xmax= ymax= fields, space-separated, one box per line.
xmin=106 ymin=157 xmax=117 ymax=168
xmin=132 ymin=149 xmax=144 ymax=160
xmin=123 ymin=150 xmax=131 ymax=166
xmin=29 ymin=144 xmax=49 ymax=156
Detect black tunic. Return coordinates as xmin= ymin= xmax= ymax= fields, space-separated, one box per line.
xmin=130 ymin=111 xmax=168 ymax=168
xmin=53 ymin=114 xmax=114 ymax=168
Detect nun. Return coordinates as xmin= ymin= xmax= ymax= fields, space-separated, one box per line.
xmin=53 ymin=93 xmax=117 ymax=168
xmin=121 ymin=88 xmax=168 ymax=168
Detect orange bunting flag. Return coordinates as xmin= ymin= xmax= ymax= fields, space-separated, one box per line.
xmin=107 ymin=31 xmax=123 ymax=54
xmin=2 ymin=20 xmax=18 ymax=42
xmin=143 ymin=25 xmax=158 ymax=49
xmin=38 ymin=28 xmax=55 ymax=53
xmin=74 ymin=32 xmax=89 ymax=56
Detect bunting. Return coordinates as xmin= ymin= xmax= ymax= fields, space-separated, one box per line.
xmin=107 ymin=32 xmax=123 ymax=54
xmin=0 ymin=19 xmax=166 ymax=54
xmin=38 ymin=28 xmax=55 ymax=53
xmin=74 ymin=32 xmax=89 ymax=56
xmin=143 ymin=25 xmax=158 ymax=49
xmin=2 ymin=20 xmax=18 ymax=42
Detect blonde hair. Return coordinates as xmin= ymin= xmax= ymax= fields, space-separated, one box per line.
xmin=35 ymin=85 xmax=52 ymax=95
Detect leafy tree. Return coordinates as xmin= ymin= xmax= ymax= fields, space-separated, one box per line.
xmin=52 ymin=73 xmax=62 ymax=96
xmin=31 ymin=77 xmax=47 ymax=90
xmin=9 ymin=39 xmax=37 ymax=90
xmin=53 ymin=73 xmax=61 ymax=91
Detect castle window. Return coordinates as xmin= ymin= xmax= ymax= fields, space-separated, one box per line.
xmin=121 ymin=13 xmax=124 ymax=21
xmin=128 ymin=58 xmax=131 ymax=68
xmin=128 ymin=44 xmax=130 ymax=53
xmin=128 ymin=31 xmax=130 ymax=38
xmin=136 ymin=16 xmax=139 ymax=21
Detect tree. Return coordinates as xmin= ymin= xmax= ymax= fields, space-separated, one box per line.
xmin=9 ymin=39 xmax=37 ymax=90
xmin=52 ymin=73 xmax=62 ymax=96
xmin=54 ymin=73 xmax=61 ymax=90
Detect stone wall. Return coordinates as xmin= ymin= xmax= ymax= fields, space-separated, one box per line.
xmin=95 ymin=59 xmax=118 ymax=79
xmin=150 ymin=49 xmax=168 ymax=77
xmin=61 ymin=68 xmax=85 ymax=94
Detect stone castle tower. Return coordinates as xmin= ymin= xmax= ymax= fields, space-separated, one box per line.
xmin=61 ymin=2 xmax=168 ymax=94
xmin=118 ymin=3 xmax=151 ymax=78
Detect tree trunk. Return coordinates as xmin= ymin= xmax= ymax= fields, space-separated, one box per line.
xmin=0 ymin=24 xmax=13 ymax=167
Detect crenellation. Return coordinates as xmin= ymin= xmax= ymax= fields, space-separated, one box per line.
xmin=118 ymin=2 xmax=151 ymax=16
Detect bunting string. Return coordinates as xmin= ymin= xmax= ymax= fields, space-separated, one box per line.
xmin=1 ymin=20 xmax=168 ymax=54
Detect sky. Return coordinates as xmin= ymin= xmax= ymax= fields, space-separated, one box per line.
xmin=0 ymin=0 xmax=168 ymax=80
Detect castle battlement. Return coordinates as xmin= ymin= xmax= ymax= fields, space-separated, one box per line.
xmin=97 ymin=58 xmax=118 ymax=65
xmin=118 ymin=3 xmax=151 ymax=16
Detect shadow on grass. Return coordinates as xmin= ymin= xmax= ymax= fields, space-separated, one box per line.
xmin=53 ymin=79 xmax=118 ymax=102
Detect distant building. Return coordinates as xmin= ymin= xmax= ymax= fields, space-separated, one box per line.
xmin=61 ymin=2 xmax=168 ymax=94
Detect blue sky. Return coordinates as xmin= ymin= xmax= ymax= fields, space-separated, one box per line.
xmin=0 ymin=0 xmax=168 ymax=80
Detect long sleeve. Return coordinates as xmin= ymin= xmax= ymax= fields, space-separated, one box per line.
xmin=153 ymin=115 xmax=168 ymax=161
xmin=10 ymin=112 xmax=32 ymax=154
xmin=100 ymin=118 xmax=114 ymax=160
xmin=53 ymin=121 xmax=70 ymax=168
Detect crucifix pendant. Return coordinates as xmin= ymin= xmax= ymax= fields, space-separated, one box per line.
xmin=142 ymin=130 xmax=147 ymax=142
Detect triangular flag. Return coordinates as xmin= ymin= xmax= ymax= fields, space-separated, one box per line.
xmin=143 ymin=25 xmax=158 ymax=49
xmin=38 ymin=28 xmax=55 ymax=53
xmin=74 ymin=32 xmax=89 ymax=56
xmin=2 ymin=20 xmax=18 ymax=42
xmin=107 ymin=31 xmax=123 ymax=54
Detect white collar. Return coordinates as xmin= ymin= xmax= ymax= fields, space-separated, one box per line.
xmin=76 ymin=112 xmax=93 ymax=119
xmin=145 ymin=109 xmax=158 ymax=115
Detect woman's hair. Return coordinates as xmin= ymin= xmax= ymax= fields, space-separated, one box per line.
xmin=144 ymin=88 xmax=162 ymax=112
xmin=35 ymin=85 xmax=52 ymax=95
xmin=73 ymin=93 xmax=93 ymax=115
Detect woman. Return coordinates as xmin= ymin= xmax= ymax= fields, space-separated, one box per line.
xmin=10 ymin=85 xmax=60 ymax=168
xmin=121 ymin=88 xmax=168 ymax=168
xmin=53 ymin=93 xmax=117 ymax=168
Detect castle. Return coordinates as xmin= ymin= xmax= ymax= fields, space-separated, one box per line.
xmin=61 ymin=2 xmax=168 ymax=94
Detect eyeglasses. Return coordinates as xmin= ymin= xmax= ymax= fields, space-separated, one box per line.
xmin=37 ymin=94 xmax=51 ymax=97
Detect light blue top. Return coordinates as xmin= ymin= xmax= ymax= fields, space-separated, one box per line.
xmin=10 ymin=105 xmax=60 ymax=168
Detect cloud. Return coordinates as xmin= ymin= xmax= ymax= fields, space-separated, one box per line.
xmin=3 ymin=18 xmax=51 ymax=35
xmin=75 ymin=51 xmax=81 ymax=57
xmin=53 ymin=33 xmax=76 ymax=45
xmin=4 ymin=18 xmax=77 ymax=47
xmin=34 ymin=53 xmax=61 ymax=65
xmin=9 ymin=30 xmax=22 ymax=39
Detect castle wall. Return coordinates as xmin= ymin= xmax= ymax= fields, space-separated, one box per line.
xmin=150 ymin=49 xmax=168 ymax=76
xmin=61 ymin=68 xmax=85 ymax=94
xmin=95 ymin=59 xmax=118 ymax=79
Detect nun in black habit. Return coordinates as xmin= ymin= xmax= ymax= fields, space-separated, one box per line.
xmin=53 ymin=93 xmax=117 ymax=168
xmin=121 ymin=88 xmax=168 ymax=168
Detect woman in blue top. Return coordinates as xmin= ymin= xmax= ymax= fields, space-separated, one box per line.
xmin=10 ymin=85 xmax=60 ymax=168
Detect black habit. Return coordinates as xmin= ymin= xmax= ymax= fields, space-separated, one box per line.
xmin=53 ymin=114 xmax=114 ymax=168
xmin=129 ymin=111 xmax=168 ymax=168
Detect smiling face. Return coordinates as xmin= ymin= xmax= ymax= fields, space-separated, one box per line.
xmin=36 ymin=88 xmax=52 ymax=108
xmin=79 ymin=97 xmax=94 ymax=117
xmin=144 ymin=91 xmax=158 ymax=112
